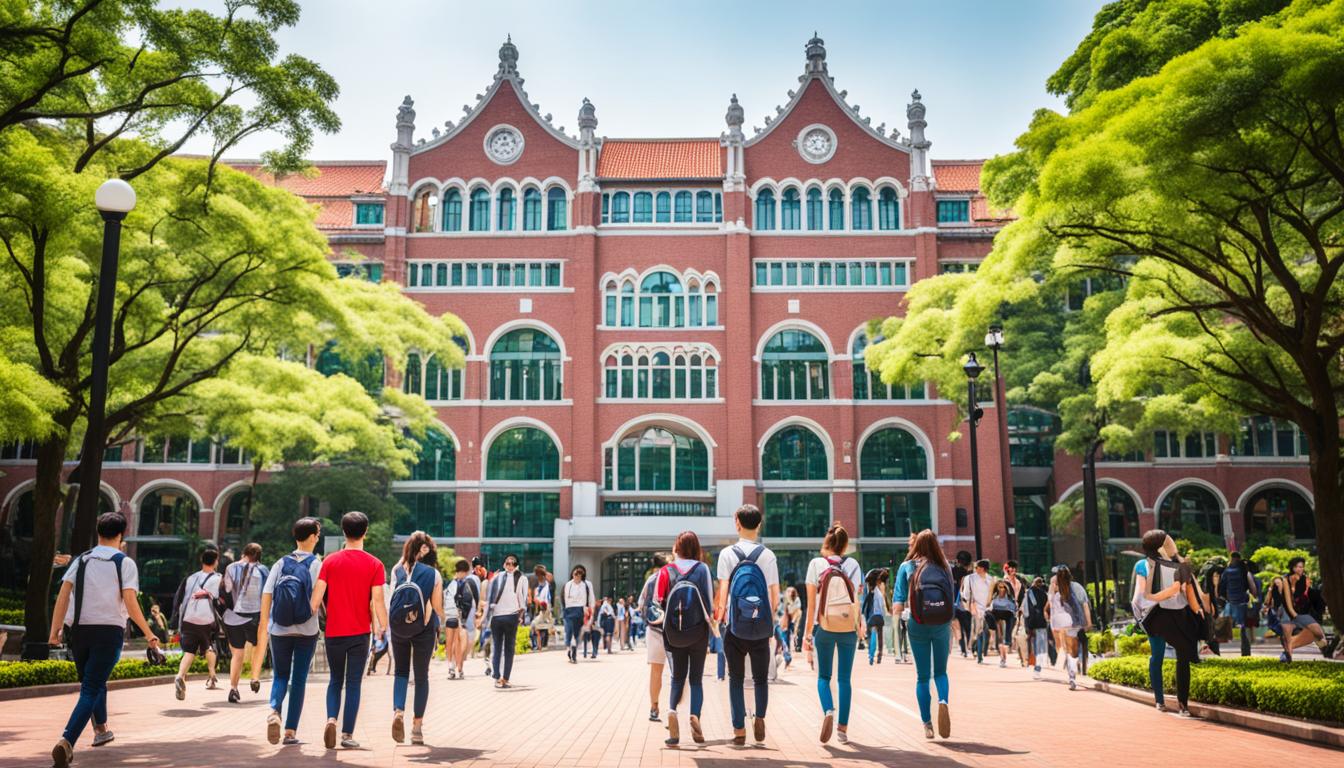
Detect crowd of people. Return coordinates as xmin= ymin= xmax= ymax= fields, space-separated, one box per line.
xmin=40 ymin=506 xmax=1336 ymax=764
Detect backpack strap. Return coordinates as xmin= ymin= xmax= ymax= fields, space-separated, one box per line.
xmin=743 ymin=545 xmax=764 ymax=564
xmin=72 ymin=553 xmax=91 ymax=628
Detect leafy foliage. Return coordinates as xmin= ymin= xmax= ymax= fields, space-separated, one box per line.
xmin=249 ymin=464 xmax=405 ymax=566
xmin=0 ymin=653 xmax=208 ymax=689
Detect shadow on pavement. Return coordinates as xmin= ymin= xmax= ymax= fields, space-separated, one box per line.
xmin=935 ymin=740 xmax=1030 ymax=756
xmin=826 ymin=742 xmax=968 ymax=765
xmin=400 ymin=745 xmax=491 ymax=763
xmin=159 ymin=708 xmax=215 ymax=718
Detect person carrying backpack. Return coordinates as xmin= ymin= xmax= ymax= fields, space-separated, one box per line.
xmin=257 ymin=517 xmax=323 ymax=745
xmin=636 ymin=554 xmax=670 ymax=722
xmin=863 ymin=569 xmax=889 ymax=665
xmin=1218 ymin=551 xmax=1260 ymax=657
xmin=803 ymin=524 xmax=864 ymax=744
xmin=387 ymin=532 xmax=444 ymax=745
xmin=174 ymin=548 xmax=224 ymax=701
xmin=222 ymin=542 xmax=269 ymax=703
xmin=309 ymin=511 xmax=389 ymax=749
xmin=713 ymin=504 xmax=779 ymax=746
xmin=561 ymin=564 xmax=595 ymax=663
xmin=47 ymin=512 xmax=161 ymax=768
xmin=444 ymin=559 xmax=479 ymax=679
xmin=483 ymin=553 xmax=530 ymax=688
xmin=655 ymin=531 xmax=717 ymax=747
xmin=891 ymin=529 xmax=958 ymax=741
xmin=1024 ymin=576 xmax=1051 ymax=678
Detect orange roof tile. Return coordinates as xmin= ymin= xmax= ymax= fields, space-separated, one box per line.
xmin=931 ymin=160 xmax=983 ymax=193
xmin=597 ymin=140 xmax=722 ymax=180
xmin=228 ymin=161 xmax=386 ymax=197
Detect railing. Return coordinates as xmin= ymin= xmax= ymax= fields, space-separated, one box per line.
xmin=601 ymin=500 xmax=716 ymax=517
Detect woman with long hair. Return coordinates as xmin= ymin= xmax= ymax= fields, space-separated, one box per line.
xmin=1045 ymin=565 xmax=1091 ymax=690
xmin=989 ymin=581 xmax=1017 ymax=668
xmin=388 ymin=532 xmax=445 ymax=745
xmin=863 ymin=568 xmax=889 ymax=665
xmin=1274 ymin=556 xmax=1335 ymax=661
xmin=891 ymin=529 xmax=956 ymax=740
xmin=1136 ymin=529 xmax=1205 ymax=715
xmin=803 ymin=523 xmax=864 ymax=743
xmin=655 ymin=531 xmax=717 ymax=747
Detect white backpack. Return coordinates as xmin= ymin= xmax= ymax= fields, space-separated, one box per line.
xmin=816 ymin=556 xmax=858 ymax=632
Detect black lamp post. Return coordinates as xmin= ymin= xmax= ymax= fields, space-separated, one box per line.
xmin=984 ymin=322 xmax=1014 ymax=561
xmin=72 ymin=180 xmax=136 ymax=550
xmin=964 ymin=352 xmax=986 ymax=559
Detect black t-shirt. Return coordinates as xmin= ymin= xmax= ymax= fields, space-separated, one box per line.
xmin=952 ymin=564 xmax=969 ymax=591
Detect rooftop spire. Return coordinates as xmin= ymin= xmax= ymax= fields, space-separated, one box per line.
xmin=497 ymin=35 xmax=519 ymax=77
xmin=805 ymin=33 xmax=827 ymax=76
xmin=725 ymin=93 xmax=745 ymax=138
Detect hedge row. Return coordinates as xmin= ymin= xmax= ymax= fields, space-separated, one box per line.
xmin=1089 ymin=656 xmax=1344 ymax=723
xmin=0 ymin=608 xmax=23 ymax=625
xmin=0 ymin=654 xmax=209 ymax=690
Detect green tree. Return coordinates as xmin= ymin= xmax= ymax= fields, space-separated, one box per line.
xmin=248 ymin=464 xmax=404 ymax=567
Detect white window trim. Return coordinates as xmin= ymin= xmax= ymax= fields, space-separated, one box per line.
xmin=598 ymin=187 xmax=724 ymax=227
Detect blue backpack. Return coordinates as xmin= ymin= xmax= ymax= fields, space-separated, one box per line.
xmin=662 ymin=562 xmax=710 ymax=649
xmin=909 ymin=558 xmax=955 ymax=625
xmin=389 ymin=563 xmax=434 ymax=640
xmin=271 ymin=554 xmax=317 ymax=627
xmin=727 ymin=545 xmax=773 ymax=641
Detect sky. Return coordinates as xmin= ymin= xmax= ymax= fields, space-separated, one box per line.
xmin=180 ymin=0 xmax=1107 ymax=162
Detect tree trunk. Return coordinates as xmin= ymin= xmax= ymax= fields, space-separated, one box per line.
xmin=21 ymin=435 xmax=70 ymax=658
xmin=68 ymin=456 xmax=96 ymax=556
xmin=1307 ymin=432 xmax=1343 ymax=639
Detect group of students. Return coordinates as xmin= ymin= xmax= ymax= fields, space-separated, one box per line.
xmin=555 ymin=568 xmax=646 ymax=660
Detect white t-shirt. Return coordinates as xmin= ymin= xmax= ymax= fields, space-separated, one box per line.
xmin=962 ymin=571 xmax=993 ymax=610
xmin=716 ymin=539 xmax=780 ymax=587
xmin=487 ymin=570 xmax=529 ymax=616
xmin=223 ymin=560 xmax=267 ymax=625
xmin=180 ymin=569 xmax=222 ymax=627
xmin=562 ymin=579 xmax=595 ymax=610
xmin=262 ymin=551 xmax=323 ymax=637
xmin=534 ymin=581 xmax=552 ymax=606
xmin=805 ymin=556 xmax=863 ymax=593
xmin=62 ymin=545 xmax=139 ymax=628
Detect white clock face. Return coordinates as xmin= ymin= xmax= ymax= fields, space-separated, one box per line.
xmin=485 ymin=126 xmax=523 ymax=164
xmin=797 ymin=125 xmax=836 ymax=163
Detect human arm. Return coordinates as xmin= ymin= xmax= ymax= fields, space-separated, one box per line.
xmin=123 ymin=588 xmax=159 ymax=646
xmin=310 ymin=578 xmax=328 ymax=615
xmin=803 ymin=581 xmax=818 ymax=649
xmin=257 ymin=592 xmax=272 ymax=658
xmin=371 ymin=583 xmax=388 ymax=634
xmin=432 ymin=575 xmax=445 ymax=625
xmin=47 ymin=581 xmax=72 ymax=645
xmin=714 ymin=576 xmax=729 ymax=624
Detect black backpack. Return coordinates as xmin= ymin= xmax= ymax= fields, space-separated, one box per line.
xmin=909 ymin=559 xmax=955 ymax=625
xmin=453 ymin=576 xmax=478 ymax=617
xmin=1024 ymin=586 xmax=1048 ymax=630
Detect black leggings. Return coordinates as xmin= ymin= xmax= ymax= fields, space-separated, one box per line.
xmin=1175 ymin=658 xmax=1190 ymax=707
xmin=668 ymin=643 xmax=707 ymax=717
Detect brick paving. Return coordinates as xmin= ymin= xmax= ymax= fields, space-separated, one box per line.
xmin=2 ymin=644 xmax=1337 ymax=767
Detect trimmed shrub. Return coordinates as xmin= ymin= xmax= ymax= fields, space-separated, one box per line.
xmin=1117 ymin=634 xmax=1150 ymax=657
xmin=1087 ymin=630 xmax=1116 ymax=655
xmin=0 ymin=654 xmax=208 ymax=690
xmin=0 ymin=608 xmax=23 ymax=625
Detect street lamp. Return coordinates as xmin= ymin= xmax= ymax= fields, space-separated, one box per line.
xmin=73 ymin=180 xmax=136 ymax=551
xmin=984 ymin=322 xmax=1014 ymax=560
xmin=964 ymin=352 xmax=986 ymax=559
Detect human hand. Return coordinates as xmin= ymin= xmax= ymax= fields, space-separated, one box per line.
xmin=192 ymin=590 xmax=209 ymax=599
xmin=48 ymin=628 xmax=62 ymax=646
xmin=148 ymin=636 xmax=161 ymax=649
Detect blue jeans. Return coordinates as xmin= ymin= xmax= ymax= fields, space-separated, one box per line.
xmin=708 ymin=634 xmax=726 ymax=679
xmin=392 ymin=625 xmax=436 ymax=717
xmin=668 ymin=642 xmax=707 ymax=717
xmin=491 ymin=614 xmax=520 ymax=680
xmin=908 ymin=621 xmax=951 ymax=725
xmin=1031 ymin=628 xmax=1049 ymax=671
xmin=1148 ymin=634 xmax=1167 ymax=706
xmin=325 ymin=633 xmax=370 ymax=734
xmin=774 ymin=626 xmax=793 ymax=665
xmin=61 ymin=626 xmax=123 ymax=745
xmin=269 ymin=633 xmax=318 ymax=731
xmin=1223 ymin=602 xmax=1253 ymax=656
xmin=813 ymin=628 xmax=858 ymax=725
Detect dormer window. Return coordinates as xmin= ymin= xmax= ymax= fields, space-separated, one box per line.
xmin=936 ymin=199 xmax=970 ymax=224
xmin=354 ymin=203 xmax=384 ymax=226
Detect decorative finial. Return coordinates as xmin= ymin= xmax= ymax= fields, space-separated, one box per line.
xmin=805 ymin=33 xmax=827 ymax=75
xmin=578 ymin=97 xmax=598 ymax=136
xmin=396 ymin=95 xmax=416 ymax=128
xmin=725 ymin=93 xmax=745 ymax=137
xmin=497 ymin=35 xmax=519 ymax=76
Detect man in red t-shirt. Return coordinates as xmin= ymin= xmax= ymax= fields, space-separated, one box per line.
xmin=309 ymin=511 xmax=387 ymax=750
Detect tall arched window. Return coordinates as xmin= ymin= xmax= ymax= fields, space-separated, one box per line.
xmin=859 ymin=428 xmax=928 ymax=480
xmin=828 ymin=188 xmax=845 ymax=230
xmin=761 ymin=425 xmax=830 ymax=538
xmin=674 ymin=191 xmax=693 ymax=222
xmin=412 ymin=188 xmax=436 ymax=233
xmin=761 ymin=329 xmax=829 ymax=400
xmin=404 ymin=339 xmax=466 ymax=401
xmin=762 ymin=426 xmax=829 ymax=480
xmin=852 ymin=334 xmax=925 ymax=400
xmin=806 ymin=188 xmax=824 ymax=230
xmin=137 ymin=487 xmax=200 ymax=537
xmin=522 ymin=187 xmax=542 ymax=231
xmin=403 ymin=352 xmax=423 ymax=398
xmin=486 ymin=427 xmax=559 ymax=480
xmin=611 ymin=191 xmax=631 ymax=223
xmin=602 ymin=345 xmax=717 ymax=399
xmin=546 ymin=187 xmax=567 ymax=230
xmin=859 ymin=425 xmax=932 ymax=539
xmin=1102 ymin=484 xmax=1140 ymax=539
xmin=409 ymin=427 xmax=455 ymax=481
xmin=483 ymin=427 xmax=560 ymax=539
xmin=633 ymin=192 xmax=653 ymax=223
xmin=781 ymin=188 xmax=801 ymax=230
xmin=655 ymin=192 xmax=672 ymax=222
xmin=754 ymin=189 xmax=776 ymax=230
xmin=1245 ymin=487 xmax=1314 ymax=541
xmin=604 ymin=271 xmax=716 ymax=328
xmin=878 ymin=188 xmax=900 ymax=230
xmin=1157 ymin=485 xmax=1223 ymax=540
xmin=489 ymin=329 xmax=562 ymax=401
xmin=696 ymin=191 xmax=715 ymax=223
xmin=605 ymin=427 xmax=709 ymax=492
xmin=851 ymin=186 xmax=872 ymax=230
xmin=442 ymin=189 xmax=462 ymax=231
xmin=496 ymin=187 xmax=516 ymax=231
xmin=639 ymin=271 xmax=684 ymax=327
xmin=469 ymin=188 xmax=490 ymax=231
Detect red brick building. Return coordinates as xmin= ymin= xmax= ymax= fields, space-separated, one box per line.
xmin=0 ymin=36 xmax=1313 ymax=599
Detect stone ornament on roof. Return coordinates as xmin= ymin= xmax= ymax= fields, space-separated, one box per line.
xmin=578 ymin=98 xmax=598 ymax=132
xmin=497 ymin=34 xmax=519 ymax=78
xmin=397 ymin=95 xmax=416 ymax=129
xmin=805 ymin=32 xmax=827 ymax=75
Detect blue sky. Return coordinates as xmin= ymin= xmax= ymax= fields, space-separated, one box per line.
xmin=185 ymin=0 xmax=1106 ymax=162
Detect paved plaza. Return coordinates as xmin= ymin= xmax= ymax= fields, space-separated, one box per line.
xmin=3 ymin=645 xmax=1336 ymax=767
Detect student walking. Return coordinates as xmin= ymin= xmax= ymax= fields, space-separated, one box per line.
xmin=960 ymin=559 xmax=993 ymax=663
xmin=48 ymin=512 xmax=161 ymax=768
xmin=1136 ymin=530 xmax=1204 ymax=715
xmin=258 ymin=517 xmax=323 ymax=745
xmin=388 ymin=532 xmax=444 ymax=745
xmin=950 ymin=551 xmax=973 ymax=657
xmin=444 ymin=559 xmax=479 ymax=679
xmin=803 ymin=524 xmax=863 ymax=744
xmin=222 ymin=542 xmax=268 ymax=703
xmin=714 ymin=504 xmax=780 ymax=745
xmin=863 ymin=569 xmax=889 ymax=665
xmin=892 ymin=529 xmax=957 ymax=740
xmin=174 ymin=548 xmax=223 ymax=700
xmin=615 ymin=597 xmax=629 ymax=650
xmin=310 ymin=511 xmax=388 ymax=749
xmin=532 ymin=566 xmax=552 ymax=650
xmin=989 ymin=581 xmax=1018 ymax=668
xmin=561 ymin=565 xmax=595 ymax=663
xmin=1024 ymin=576 xmax=1051 ymax=679
xmin=599 ymin=597 xmax=616 ymax=653
xmin=637 ymin=554 xmax=670 ymax=721
xmin=1046 ymin=565 xmax=1092 ymax=690
xmin=484 ymin=553 xmax=530 ymax=688
xmin=657 ymin=531 xmax=717 ymax=747
xmin=1274 ymin=556 xmax=1336 ymax=661
xmin=1217 ymin=552 xmax=1259 ymax=657
xmin=776 ymin=587 xmax=796 ymax=670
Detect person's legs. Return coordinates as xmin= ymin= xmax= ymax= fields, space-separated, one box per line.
xmin=61 ymin=628 xmax=122 ymax=747
xmin=412 ymin=629 xmax=434 ymax=719
xmin=814 ymin=629 xmax=836 ymax=714
xmin=649 ymin=662 xmax=665 ymax=710
xmin=340 ymin=635 xmax=369 ymax=735
xmin=835 ymin=630 xmax=857 ymax=726
xmin=324 ymin=636 xmax=347 ymax=724
xmin=269 ymin=635 xmax=294 ymax=717
xmin=955 ymin=609 xmax=971 ymax=655
xmin=724 ymin=632 xmax=748 ymax=731
xmin=491 ymin=617 xmax=506 ymax=679
xmin=1147 ymin=634 xmax=1167 ymax=707
xmin=1175 ymin=657 xmax=1190 ymax=708
xmin=929 ymin=623 xmax=950 ymax=704
xmin=747 ymin=635 xmax=770 ymax=721
xmin=687 ymin=643 xmax=707 ymax=718
xmin=667 ymin=648 xmax=689 ymax=711
xmin=284 ymin=636 xmax=317 ymax=732
xmin=907 ymin=623 xmax=934 ymax=724
xmin=493 ymin=615 xmax=519 ymax=680
xmin=229 ymin=643 xmax=245 ymax=691
xmin=1033 ymin=629 xmax=1049 ymax=672
xmin=392 ymin=634 xmax=412 ymax=712
xmin=177 ymin=650 xmax=196 ymax=682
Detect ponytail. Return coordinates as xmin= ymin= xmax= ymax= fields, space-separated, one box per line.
xmin=823 ymin=522 xmax=849 ymax=556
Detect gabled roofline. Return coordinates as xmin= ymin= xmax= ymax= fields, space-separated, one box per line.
xmin=410 ymin=70 xmax=580 ymax=156
xmin=742 ymin=73 xmax=910 ymax=155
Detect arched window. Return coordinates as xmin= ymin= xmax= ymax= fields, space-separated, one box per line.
xmin=412 ymin=187 xmax=436 ymax=233
xmin=852 ymin=334 xmax=924 ymax=400
xmin=602 ymin=346 xmax=717 ymax=400
xmin=611 ymin=191 xmax=631 ymax=223
xmin=674 ymin=191 xmax=693 ymax=222
xmin=806 ymin=188 xmax=824 ymax=230
xmin=754 ymin=188 xmax=776 ymax=230
xmin=878 ymin=187 xmax=900 ymax=230
xmin=851 ymin=186 xmax=872 ymax=230
xmin=696 ymin=191 xmax=715 ymax=223
xmin=409 ymin=427 xmax=455 ymax=481
xmin=442 ymin=189 xmax=462 ymax=231
xmin=423 ymin=352 xmax=460 ymax=401
xmin=522 ymin=187 xmax=542 ymax=231
xmin=489 ymin=329 xmax=562 ymax=401
xmin=860 ymin=428 xmax=928 ymax=480
xmin=633 ymin=192 xmax=653 ymax=223
xmin=222 ymin=489 xmax=252 ymax=537
xmin=469 ymin=188 xmax=490 ymax=231
xmin=761 ymin=329 xmax=829 ymax=400
xmin=828 ymin=188 xmax=845 ymax=230
xmin=1102 ymin=484 xmax=1140 ymax=539
xmin=761 ymin=426 xmax=829 ymax=481
xmin=403 ymin=352 xmax=422 ymax=396
xmin=604 ymin=271 xmax=715 ymax=328
xmin=1157 ymin=485 xmax=1223 ymax=540
xmin=781 ymin=188 xmax=801 ymax=230
xmin=655 ymin=192 xmax=672 ymax=222
xmin=496 ymin=187 xmax=516 ymax=231
xmin=486 ymin=427 xmax=559 ymax=480
xmin=605 ymin=427 xmax=709 ymax=492
xmin=137 ymin=487 xmax=200 ymax=537
xmin=639 ymin=271 xmax=684 ymax=327
xmin=1245 ymin=486 xmax=1314 ymax=541
xmin=315 ymin=342 xmax=384 ymax=395
xmin=546 ymin=187 xmax=567 ymax=230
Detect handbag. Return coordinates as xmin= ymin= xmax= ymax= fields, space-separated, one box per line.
xmin=1213 ymin=615 xmax=1234 ymax=643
